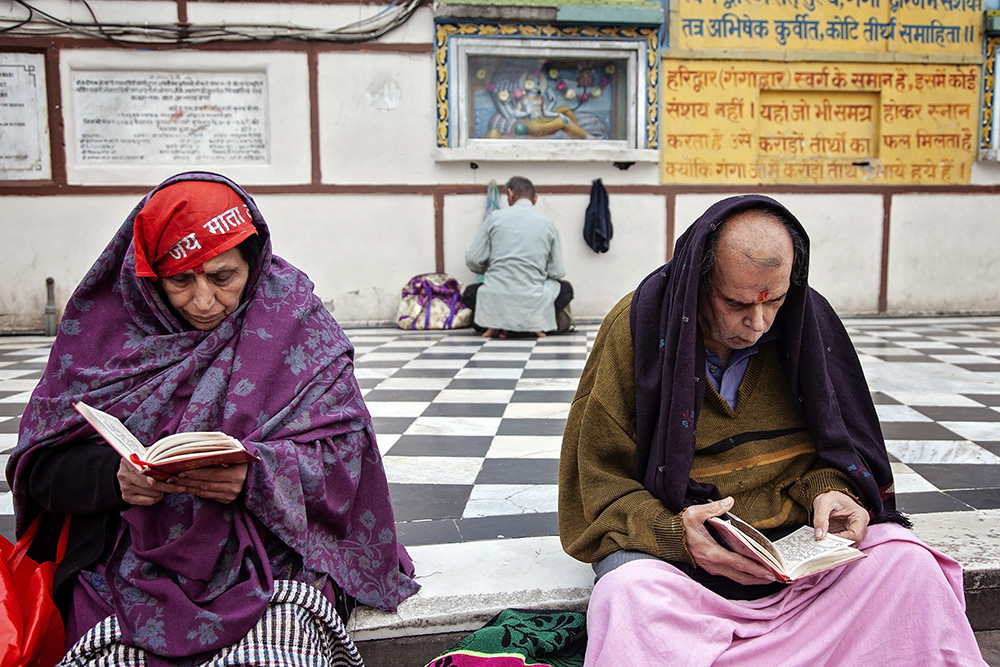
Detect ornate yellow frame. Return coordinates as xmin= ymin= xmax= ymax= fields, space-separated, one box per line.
xmin=982 ymin=35 xmax=1000 ymax=151
xmin=434 ymin=21 xmax=659 ymax=150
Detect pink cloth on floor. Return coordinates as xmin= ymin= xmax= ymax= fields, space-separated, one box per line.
xmin=585 ymin=523 xmax=986 ymax=666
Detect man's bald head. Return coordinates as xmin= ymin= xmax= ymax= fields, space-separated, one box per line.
xmin=700 ymin=208 xmax=806 ymax=296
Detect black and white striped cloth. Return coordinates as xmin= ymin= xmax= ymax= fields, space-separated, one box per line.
xmin=58 ymin=580 xmax=365 ymax=666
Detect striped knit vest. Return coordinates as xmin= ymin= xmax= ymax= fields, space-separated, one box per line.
xmin=692 ymin=341 xmax=818 ymax=531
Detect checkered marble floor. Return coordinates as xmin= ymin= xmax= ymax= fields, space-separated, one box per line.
xmin=1 ymin=317 xmax=999 ymax=549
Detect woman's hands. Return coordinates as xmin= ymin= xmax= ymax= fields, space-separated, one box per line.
xmin=117 ymin=459 xmax=248 ymax=506
xmin=118 ymin=459 xmax=173 ymax=506
xmin=682 ymin=497 xmax=777 ymax=585
xmin=174 ymin=464 xmax=249 ymax=504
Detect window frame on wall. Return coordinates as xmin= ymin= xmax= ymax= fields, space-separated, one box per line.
xmin=434 ymin=21 xmax=660 ymax=163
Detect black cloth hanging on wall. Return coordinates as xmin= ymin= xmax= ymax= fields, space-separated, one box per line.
xmin=583 ymin=178 xmax=613 ymax=253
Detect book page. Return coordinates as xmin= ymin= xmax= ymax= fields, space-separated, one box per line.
xmin=146 ymin=432 xmax=241 ymax=462
xmin=709 ymin=513 xmax=865 ymax=582
xmin=74 ymin=401 xmax=147 ymax=461
xmin=773 ymin=526 xmax=855 ymax=566
xmin=722 ymin=515 xmax=784 ymax=564
xmin=708 ymin=516 xmax=784 ymax=572
xmin=147 ymin=441 xmax=240 ymax=463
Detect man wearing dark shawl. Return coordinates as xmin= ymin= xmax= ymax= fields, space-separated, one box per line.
xmin=559 ymin=196 xmax=985 ymax=665
xmin=8 ymin=172 xmax=418 ymax=666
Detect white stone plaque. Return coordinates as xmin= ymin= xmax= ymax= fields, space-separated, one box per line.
xmin=72 ymin=71 xmax=269 ymax=164
xmin=0 ymin=52 xmax=51 ymax=180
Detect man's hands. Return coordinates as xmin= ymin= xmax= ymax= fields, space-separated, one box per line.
xmin=682 ymin=491 xmax=870 ymax=586
xmin=117 ymin=459 xmax=248 ymax=506
xmin=683 ymin=497 xmax=777 ymax=585
xmin=812 ymin=490 xmax=869 ymax=545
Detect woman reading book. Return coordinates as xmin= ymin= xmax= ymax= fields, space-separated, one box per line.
xmin=7 ymin=172 xmax=418 ymax=665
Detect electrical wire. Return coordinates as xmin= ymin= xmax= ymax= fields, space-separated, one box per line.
xmin=0 ymin=0 xmax=31 ymax=33
xmin=0 ymin=0 xmax=423 ymax=45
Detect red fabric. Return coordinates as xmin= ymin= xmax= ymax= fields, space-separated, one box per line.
xmin=133 ymin=181 xmax=256 ymax=278
xmin=0 ymin=516 xmax=70 ymax=667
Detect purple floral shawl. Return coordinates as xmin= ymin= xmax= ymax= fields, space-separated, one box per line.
xmin=8 ymin=172 xmax=418 ymax=661
xmin=629 ymin=194 xmax=906 ymax=527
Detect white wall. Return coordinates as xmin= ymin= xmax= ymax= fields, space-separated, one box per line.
xmin=255 ymin=193 xmax=436 ymax=323
xmin=887 ymin=194 xmax=1000 ymax=314
xmin=15 ymin=186 xmax=990 ymax=333
xmin=319 ymin=52 xmax=439 ymax=185
xmin=0 ymin=196 xmax=139 ymax=331
xmin=2 ymin=0 xmax=1000 ymax=332
xmin=676 ymin=194 xmax=886 ymax=315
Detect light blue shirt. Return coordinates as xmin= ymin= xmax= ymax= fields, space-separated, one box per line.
xmin=705 ymin=327 xmax=780 ymax=409
xmin=465 ymin=198 xmax=565 ymax=332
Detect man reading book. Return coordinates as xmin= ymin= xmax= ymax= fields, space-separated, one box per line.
xmin=558 ymin=195 xmax=986 ymax=665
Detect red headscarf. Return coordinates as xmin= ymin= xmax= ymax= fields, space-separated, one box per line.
xmin=133 ymin=181 xmax=257 ymax=278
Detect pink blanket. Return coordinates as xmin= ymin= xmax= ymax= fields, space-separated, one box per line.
xmin=585 ymin=523 xmax=985 ymax=666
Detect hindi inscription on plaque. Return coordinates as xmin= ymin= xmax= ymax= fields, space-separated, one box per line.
xmin=72 ymin=71 xmax=269 ymax=164
xmin=0 ymin=52 xmax=51 ymax=180
xmin=661 ymin=60 xmax=979 ymax=185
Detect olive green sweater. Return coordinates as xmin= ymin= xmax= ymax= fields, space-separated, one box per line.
xmin=558 ymin=295 xmax=861 ymax=566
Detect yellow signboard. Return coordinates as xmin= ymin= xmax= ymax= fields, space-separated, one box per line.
xmin=676 ymin=0 xmax=982 ymax=57
xmin=661 ymin=61 xmax=979 ymax=184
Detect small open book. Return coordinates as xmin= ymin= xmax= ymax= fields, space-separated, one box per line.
xmin=74 ymin=400 xmax=257 ymax=480
xmin=707 ymin=512 xmax=866 ymax=583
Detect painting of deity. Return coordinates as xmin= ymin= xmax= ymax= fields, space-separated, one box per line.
xmin=467 ymin=56 xmax=628 ymax=141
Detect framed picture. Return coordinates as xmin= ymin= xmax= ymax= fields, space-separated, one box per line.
xmin=0 ymin=52 xmax=51 ymax=181
xmin=436 ymin=22 xmax=659 ymax=157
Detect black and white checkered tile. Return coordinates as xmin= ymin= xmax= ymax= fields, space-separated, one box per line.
xmin=0 ymin=337 xmax=54 ymax=541
xmin=1 ymin=317 xmax=999 ymax=549
xmin=847 ymin=319 xmax=1000 ymax=517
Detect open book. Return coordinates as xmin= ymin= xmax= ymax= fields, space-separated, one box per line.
xmin=74 ymin=401 xmax=257 ymax=480
xmin=707 ymin=512 xmax=866 ymax=583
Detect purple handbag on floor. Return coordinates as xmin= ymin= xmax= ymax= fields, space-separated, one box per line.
xmin=396 ymin=273 xmax=473 ymax=330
